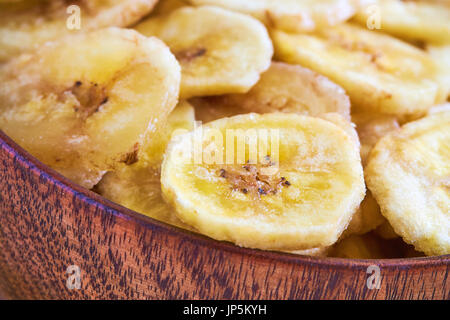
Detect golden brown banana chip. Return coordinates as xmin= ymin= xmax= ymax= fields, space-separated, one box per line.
xmin=354 ymin=0 xmax=450 ymax=45
xmin=186 ymin=0 xmax=361 ymax=33
xmin=96 ymin=101 xmax=195 ymax=228
xmin=152 ymin=0 xmax=188 ymax=15
xmin=342 ymin=112 xmax=400 ymax=237
xmin=0 ymin=0 xmax=158 ymax=62
xmin=330 ymin=233 xmax=404 ymax=259
xmin=135 ymin=6 xmax=273 ymax=99
xmin=191 ymin=62 xmax=351 ymax=121
xmin=161 ymin=113 xmax=365 ymax=250
xmin=374 ymin=219 xmax=399 ymax=240
xmin=288 ymin=247 xmax=330 ymax=257
xmin=366 ymin=112 xmax=450 ymax=256
xmin=352 ymin=112 xmax=400 ymax=166
xmin=343 ymin=191 xmax=384 ymax=237
xmin=272 ymin=23 xmax=446 ymax=120
xmin=0 ymin=28 xmax=181 ymax=189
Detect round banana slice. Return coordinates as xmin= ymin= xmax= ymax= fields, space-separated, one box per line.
xmin=0 ymin=28 xmax=181 ymax=189
xmin=354 ymin=0 xmax=450 ymax=45
xmin=135 ymin=6 xmax=273 ymax=99
xmin=272 ymin=23 xmax=446 ymax=120
xmin=342 ymin=113 xmax=400 ymax=236
xmin=366 ymin=112 xmax=450 ymax=256
xmin=161 ymin=113 xmax=365 ymax=250
xmin=97 ymin=101 xmax=195 ymax=228
xmin=186 ymin=0 xmax=360 ymax=33
xmin=0 ymin=0 xmax=158 ymax=62
xmin=191 ymin=62 xmax=351 ymax=121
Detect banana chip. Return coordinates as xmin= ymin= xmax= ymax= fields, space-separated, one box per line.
xmin=136 ymin=6 xmax=273 ymax=98
xmin=0 ymin=28 xmax=181 ymax=189
xmin=97 ymin=101 xmax=195 ymax=228
xmin=354 ymin=0 xmax=450 ymax=45
xmin=374 ymin=219 xmax=399 ymax=240
xmin=330 ymin=233 xmax=403 ymax=259
xmin=152 ymin=0 xmax=188 ymax=16
xmin=186 ymin=0 xmax=361 ymax=33
xmin=342 ymin=113 xmax=400 ymax=236
xmin=0 ymin=0 xmax=158 ymax=62
xmin=191 ymin=62 xmax=351 ymax=121
xmin=272 ymin=23 xmax=446 ymax=119
xmin=366 ymin=112 xmax=450 ymax=256
xmin=161 ymin=113 xmax=365 ymax=250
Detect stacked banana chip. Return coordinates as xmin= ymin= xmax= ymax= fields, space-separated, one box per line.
xmin=0 ymin=0 xmax=448 ymax=258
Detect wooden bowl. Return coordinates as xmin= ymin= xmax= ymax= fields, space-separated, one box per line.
xmin=0 ymin=130 xmax=448 ymax=300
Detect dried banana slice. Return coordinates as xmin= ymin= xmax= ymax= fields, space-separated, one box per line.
xmin=152 ymin=0 xmax=188 ymax=16
xmin=374 ymin=219 xmax=399 ymax=240
xmin=135 ymin=6 xmax=273 ymax=98
xmin=366 ymin=112 xmax=450 ymax=256
xmin=186 ymin=0 xmax=360 ymax=33
xmin=191 ymin=62 xmax=351 ymax=121
xmin=97 ymin=101 xmax=195 ymax=228
xmin=352 ymin=112 xmax=400 ymax=166
xmin=354 ymin=0 xmax=450 ymax=45
xmin=343 ymin=191 xmax=384 ymax=237
xmin=330 ymin=233 xmax=402 ymax=259
xmin=272 ymin=23 xmax=446 ymax=119
xmin=161 ymin=113 xmax=365 ymax=250
xmin=0 ymin=28 xmax=181 ymax=189
xmin=288 ymin=247 xmax=330 ymax=257
xmin=342 ymin=113 xmax=400 ymax=236
xmin=0 ymin=0 xmax=158 ymax=62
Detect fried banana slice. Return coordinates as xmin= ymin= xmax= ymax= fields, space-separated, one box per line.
xmin=0 ymin=0 xmax=158 ymax=62
xmin=135 ymin=6 xmax=273 ymax=98
xmin=354 ymin=0 xmax=450 ymax=45
xmin=0 ymin=28 xmax=181 ymax=189
xmin=191 ymin=62 xmax=351 ymax=121
xmin=97 ymin=101 xmax=195 ymax=228
xmin=366 ymin=112 xmax=450 ymax=256
xmin=272 ymin=23 xmax=446 ymax=119
xmin=352 ymin=112 xmax=400 ymax=166
xmin=374 ymin=219 xmax=399 ymax=240
xmin=342 ymin=113 xmax=400 ymax=236
xmin=186 ymin=0 xmax=361 ymax=33
xmin=330 ymin=233 xmax=404 ymax=259
xmin=152 ymin=0 xmax=188 ymax=15
xmin=161 ymin=113 xmax=365 ymax=250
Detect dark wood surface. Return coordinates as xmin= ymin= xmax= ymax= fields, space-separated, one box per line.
xmin=0 ymin=131 xmax=448 ymax=300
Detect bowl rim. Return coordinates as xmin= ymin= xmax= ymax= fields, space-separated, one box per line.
xmin=1 ymin=129 xmax=448 ymax=268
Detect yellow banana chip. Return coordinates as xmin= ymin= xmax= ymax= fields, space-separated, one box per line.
xmin=186 ymin=0 xmax=361 ymax=33
xmin=272 ymin=23 xmax=446 ymax=119
xmin=161 ymin=113 xmax=365 ymax=250
xmin=97 ymin=101 xmax=195 ymax=228
xmin=0 ymin=28 xmax=181 ymax=189
xmin=330 ymin=233 xmax=403 ymax=259
xmin=366 ymin=112 xmax=450 ymax=256
xmin=191 ymin=62 xmax=351 ymax=121
xmin=354 ymin=0 xmax=450 ymax=45
xmin=0 ymin=0 xmax=158 ymax=62
xmin=136 ymin=6 xmax=273 ymax=98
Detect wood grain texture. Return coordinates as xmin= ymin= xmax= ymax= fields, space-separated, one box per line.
xmin=0 ymin=131 xmax=448 ymax=300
